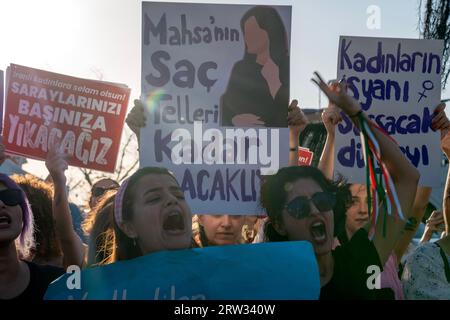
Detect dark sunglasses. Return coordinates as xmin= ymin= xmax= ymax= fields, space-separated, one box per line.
xmin=0 ymin=189 xmax=22 ymax=206
xmin=92 ymin=185 xmax=118 ymax=198
xmin=284 ymin=192 xmax=336 ymax=219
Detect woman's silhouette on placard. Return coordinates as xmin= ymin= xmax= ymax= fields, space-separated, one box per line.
xmin=220 ymin=6 xmax=289 ymax=128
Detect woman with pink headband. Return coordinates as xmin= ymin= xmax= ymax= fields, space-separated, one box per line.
xmin=48 ymin=146 xmax=193 ymax=264
xmin=111 ymin=167 xmax=192 ymax=261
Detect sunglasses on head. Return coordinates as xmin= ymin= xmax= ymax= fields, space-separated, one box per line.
xmin=0 ymin=189 xmax=22 ymax=206
xmin=284 ymin=191 xmax=336 ymax=219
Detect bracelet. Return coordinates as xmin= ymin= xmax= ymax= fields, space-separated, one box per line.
xmin=348 ymin=110 xmax=363 ymax=118
xmin=289 ymin=147 xmax=297 ymax=152
xmin=404 ymin=217 xmax=418 ymax=231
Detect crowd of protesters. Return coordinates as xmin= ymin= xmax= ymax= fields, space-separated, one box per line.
xmin=1 ymin=72 xmax=449 ymax=300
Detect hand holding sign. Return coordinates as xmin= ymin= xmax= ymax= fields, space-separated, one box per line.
xmin=125 ymin=99 xmax=146 ymax=140
xmin=440 ymin=128 xmax=450 ymax=159
xmin=288 ymin=99 xmax=308 ymax=138
xmin=431 ymin=102 xmax=450 ymax=138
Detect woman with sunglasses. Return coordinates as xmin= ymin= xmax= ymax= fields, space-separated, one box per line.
xmin=0 ymin=173 xmax=64 ymax=300
xmin=260 ymin=73 xmax=420 ymax=299
xmin=317 ymin=83 xmax=405 ymax=299
xmin=317 ymin=85 xmax=449 ymax=299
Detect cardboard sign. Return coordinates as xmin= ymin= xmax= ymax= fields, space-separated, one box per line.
xmin=298 ymin=147 xmax=314 ymax=166
xmin=3 ymin=64 xmax=130 ymax=172
xmin=45 ymin=241 xmax=320 ymax=300
xmin=335 ymin=36 xmax=443 ymax=186
xmin=140 ymin=2 xmax=291 ymax=214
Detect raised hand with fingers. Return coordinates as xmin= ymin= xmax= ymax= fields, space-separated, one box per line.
xmin=45 ymin=146 xmax=68 ymax=186
xmin=312 ymin=71 xmax=420 ymax=266
xmin=311 ymin=72 xmax=361 ymax=117
xmin=288 ymin=99 xmax=308 ymax=138
xmin=420 ymin=210 xmax=445 ymax=243
xmin=287 ymin=99 xmax=308 ymax=166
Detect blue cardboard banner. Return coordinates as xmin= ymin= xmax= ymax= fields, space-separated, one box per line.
xmin=45 ymin=241 xmax=320 ymax=300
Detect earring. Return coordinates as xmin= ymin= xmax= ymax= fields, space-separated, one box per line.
xmin=133 ymin=238 xmax=137 ymax=247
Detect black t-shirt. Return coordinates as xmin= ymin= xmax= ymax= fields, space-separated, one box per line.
xmin=320 ymin=228 xmax=395 ymax=300
xmin=5 ymin=261 xmax=64 ymax=300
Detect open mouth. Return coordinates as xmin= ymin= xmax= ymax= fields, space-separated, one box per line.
xmin=162 ymin=211 xmax=185 ymax=232
xmin=310 ymin=221 xmax=327 ymax=243
xmin=0 ymin=214 xmax=12 ymax=228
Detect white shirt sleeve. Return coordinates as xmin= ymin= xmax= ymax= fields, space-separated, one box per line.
xmin=401 ymin=242 xmax=450 ymax=300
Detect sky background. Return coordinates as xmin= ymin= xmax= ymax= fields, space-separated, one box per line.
xmin=0 ymin=0 xmax=448 ymax=184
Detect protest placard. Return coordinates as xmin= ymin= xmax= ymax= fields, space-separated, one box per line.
xmin=44 ymin=241 xmax=320 ymax=300
xmin=2 ymin=64 xmax=131 ymax=173
xmin=335 ymin=36 xmax=443 ymax=186
xmin=140 ymin=2 xmax=291 ymax=214
xmin=298 ymin=147 xmax=314 ymax=166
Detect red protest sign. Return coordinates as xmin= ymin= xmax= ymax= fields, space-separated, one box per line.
xmin=3 ymin=64 xmax=130 ymax=173
xmin=298 ymin=147 xmax=313 ymax=166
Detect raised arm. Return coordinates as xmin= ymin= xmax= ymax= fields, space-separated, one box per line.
xmin=393 ymin=187 xmax=431 ymax=262
xmin=288 ymin=100 xmax=308 ymax=166
xmin=393 ymin=103 xmax=448 ymax=262
xmin=312 ymin=72 xmax=420 ymax=265
xmin=317 ymin=85 xmax=342 ymax=179
xmin=45 ymin=148 xmax=85 ymax=268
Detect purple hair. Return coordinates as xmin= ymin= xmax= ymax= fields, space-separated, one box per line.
xmin=0 ymin=173 xmax=35 ymax=258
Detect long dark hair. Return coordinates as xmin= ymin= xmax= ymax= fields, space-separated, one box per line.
xmin=260 ymin=166 xmax=351 ymax=242
xmin=241 ymin=5 xmax=289 ymax=82
xmin=241 ymin=6 xmax=289 ymax=64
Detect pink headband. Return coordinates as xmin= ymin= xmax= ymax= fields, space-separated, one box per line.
xmin=114 ymin=178 xmax=130 ymax=227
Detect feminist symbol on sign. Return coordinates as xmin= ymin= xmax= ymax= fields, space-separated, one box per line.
xmin=417 ymin=80 xmax=434 ymax=103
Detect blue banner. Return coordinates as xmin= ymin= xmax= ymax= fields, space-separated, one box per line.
xmin=45 ymin=241 xmax=320 ymax=300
